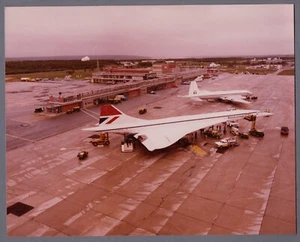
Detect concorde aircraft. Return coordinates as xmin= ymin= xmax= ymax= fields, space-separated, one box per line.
xmin=180 ymin=80 xmax=253 ymax=104
xmin=82 ymin=105 xmax=271 ymax=151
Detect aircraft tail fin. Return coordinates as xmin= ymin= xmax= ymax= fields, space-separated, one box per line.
xmin=98 ymin=105 xmax=140 ymax=125
xmin=188 ymin=81 xmax=200 ymax=96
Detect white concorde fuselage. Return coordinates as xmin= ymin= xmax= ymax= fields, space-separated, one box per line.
xmin=83 ymin=105 xmax=272 ymax=151
xmin=86 ymin=109 xmax=265 ymax=133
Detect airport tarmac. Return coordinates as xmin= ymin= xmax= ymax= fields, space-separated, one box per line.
xmin=6 ymin=72 xmax=296 ymax=236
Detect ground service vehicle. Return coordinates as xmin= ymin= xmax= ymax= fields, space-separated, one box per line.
xmin=73 ymin=106 xmax=81 ymax=112
xmin=244 ymin=114 xmax=257 ymax=121
xmin=249 ymin=129 xmax=264 ymax=137
xmin=34 ymin=107 xmax=44 ymax=113
xmin=227 ymin=121 xmax=239 ymax=128
xmin=281 ymin=126 xmax=289 ymax=135
xmin=115 ymin=95 xmax=127 ymax=101
xmin=66 ymin=106 xmax=81 ymax=114
xmin=77 ymin=151 xmax=88 ymax=160
xmin=121 ymin=142 xmax=134 ymax=152
xmin=215 ymin=137 xmax=239 ymax=148
xmin=230 ymin=127 xmax=239 ymax=136
xmin=239 ymin=132 xmax=249 ymax=139
xmin=204 ymin=129 xmax=222 ymax=139
xmin=246 ymin=95 xmax=258 ymax=100
xmin=90 ymin=133 xmax=110 ymax=146
xmin=108 ymin=97 xmax=121 ymax=104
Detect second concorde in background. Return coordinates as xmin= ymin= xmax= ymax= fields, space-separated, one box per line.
xmin=180 ymin=80 xmax=253 ymax=104
xmin=83 ymin=105 xmax=272 ymax=151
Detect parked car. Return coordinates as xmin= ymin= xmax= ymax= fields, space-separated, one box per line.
xmin=139 ymin=108 xmax=147 ymax=114
xmin=215 ymin=137 xmax=239 ymax=148
xmin=77 ymin=151 xmax=88 ymax=160
xmin=281 ymin=126 xmax=289 ymax=135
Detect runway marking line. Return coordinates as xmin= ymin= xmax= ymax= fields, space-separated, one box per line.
xmin=6 ymin=133 xmax=35 ymax=143
xmin=81 ymin=109 xmax=99 ymax=120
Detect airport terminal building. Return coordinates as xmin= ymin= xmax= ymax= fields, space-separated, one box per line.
xmin=91 ymin=63 xmax=179 ymax=84
xmin=91 ymin=68 xmax=157 ymax=84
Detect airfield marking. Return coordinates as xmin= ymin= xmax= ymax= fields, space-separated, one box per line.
xmin=6 ymin=133 xmax=35 ymax=143
xmin=81 ymin=109 xmax=99 ymax=120
xmin=189 ymin=144 xmax=207 ymax=156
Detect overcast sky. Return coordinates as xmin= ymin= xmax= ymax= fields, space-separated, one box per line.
xmin=5 ymin=4 xmax=294 ymax=58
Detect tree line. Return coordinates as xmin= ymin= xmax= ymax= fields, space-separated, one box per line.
xmin=5 ymin=60 xmax=118 ymax=74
